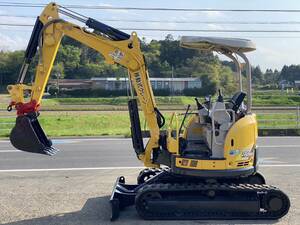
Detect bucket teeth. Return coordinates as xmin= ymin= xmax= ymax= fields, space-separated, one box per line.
xmin=43 ymin=146 xmax=60 ymax=156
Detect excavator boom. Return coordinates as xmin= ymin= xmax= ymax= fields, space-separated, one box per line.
xmin=7 ymin=3 xmax=162 ymax=167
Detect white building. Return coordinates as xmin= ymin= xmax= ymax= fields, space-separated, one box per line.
xmin=49 ymin=77 xmax=202 ymax=94
xmin=91 ymin=77 xmax=202 ymax=92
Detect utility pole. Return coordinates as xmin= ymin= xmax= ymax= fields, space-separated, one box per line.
xmin=171 ymin=65 xmax=174 ymax=96
xmin=56 ymin=72 xmax=61 ymax=96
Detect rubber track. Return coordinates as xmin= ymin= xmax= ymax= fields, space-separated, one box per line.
xmin=135 ymin=182 xmax=290 ymax=220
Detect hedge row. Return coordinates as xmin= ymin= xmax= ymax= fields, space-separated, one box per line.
xmin=49 ymin=87 xmax=210 ymax=97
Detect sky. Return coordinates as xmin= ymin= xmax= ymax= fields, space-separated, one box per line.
xmin=1 ymin=0 xmax=300 ymax=71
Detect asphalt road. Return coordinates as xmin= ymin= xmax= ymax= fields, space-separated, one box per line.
xmin=0 ymin=137 xmax=300 ymax=170
xmin=0 ymin=137 xmax=299 ymax=225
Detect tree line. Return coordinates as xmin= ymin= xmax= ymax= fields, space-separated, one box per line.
xmin=0 ymin=34 xmax=298 ymax=95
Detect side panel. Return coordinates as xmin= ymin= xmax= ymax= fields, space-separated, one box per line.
xmin=224 ymin=114 xmax=258 ymax=169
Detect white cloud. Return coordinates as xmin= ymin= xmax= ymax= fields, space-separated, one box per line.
xmin=0 ymin=32 xmax=27 ymax=51
xmin=203 ymin=11 xmax=224 ymax=18
xmin=206 ymin=23 xmax=223 ymax=30
xmin=96 ymin=3 xmax=139 ymax=16
xmin=0 ymin=15 xmax=34 ymax=25
xmin=97 ymin=3 xmax=113 ymax=7
xmin=182 ymin=11 xmax=225 ymax=19
xmin=247 ymin=37 xmax=300 ymax=70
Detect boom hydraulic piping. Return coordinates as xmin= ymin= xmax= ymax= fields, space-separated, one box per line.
xmin=7 ymin=2 xmax=162 ymax=167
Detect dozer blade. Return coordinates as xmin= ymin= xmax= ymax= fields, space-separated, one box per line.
xmin=10 ymin=113 xmax=59 ymax=155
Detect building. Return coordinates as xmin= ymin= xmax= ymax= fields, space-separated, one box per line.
xmin=48 ymin=79 xmax=92 ymax=91
xmin=279 ymin=80 xmax=294 ymax=89
xmin=49 ymin=77 xmax=202 ymax=93
xmin=150 ymin=78 xmax=202 ymax=91
xmin=294 ymin=80 xmax=300 ymax=88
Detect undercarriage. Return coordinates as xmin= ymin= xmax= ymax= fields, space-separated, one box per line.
xmin=110 ymin=168 xmax=290 ymax=221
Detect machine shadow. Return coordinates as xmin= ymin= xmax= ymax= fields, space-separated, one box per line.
xmin=2 ymin=196 xmax=114 ymax=225
xmin=2 ymin=195 xmax=279 ymax=225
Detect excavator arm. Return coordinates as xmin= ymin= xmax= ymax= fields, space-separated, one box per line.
xmin=7 ymin=2 xmax=163 ymax=167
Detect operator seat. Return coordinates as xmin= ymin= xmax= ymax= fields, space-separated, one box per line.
xmin=227 ymin=91 xmax=246 ymax=112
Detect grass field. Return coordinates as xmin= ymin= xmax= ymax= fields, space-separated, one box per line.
xmin=0 ymin=111 xmax=175 ymax=137
xmin=39 ymin=94 xmax=300 ymax=107
xmin=1 ymin=91 xmax=300 ymax=137
xmin=0 ymin=95 xmax=194 ymax=105
xmin=1 ymin=90 xmax=300 ymax=111
xmin=0 ymin=111 xmax=298 ymax=137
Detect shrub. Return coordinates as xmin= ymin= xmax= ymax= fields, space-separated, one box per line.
xmin=183 ymin=87 xmax=217 ymax=96
xmin=52 ymin=88 xmax=128 ymax=97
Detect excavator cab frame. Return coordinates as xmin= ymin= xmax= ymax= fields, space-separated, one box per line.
xmin=180 ymin=36 xmax=256 ymax=111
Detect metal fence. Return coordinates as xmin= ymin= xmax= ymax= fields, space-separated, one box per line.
xmin=253 ymin=106 xmax=300 ymax=129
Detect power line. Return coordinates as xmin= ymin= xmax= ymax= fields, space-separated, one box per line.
xmin=2 ymin=23 xmax=300 ymax=33
xmin=79 ymin=20 xmax=300 ymax=25
xmin=3 ymin=15 xmax=300 ymax=25
xmin=0 ymin=23 xmax=32 ymax=27
xmin=0 ymin=14 xmax=35 ymax=18
xmin=0 ymin=2 xmax=300 ymax=12
xmin=122 ymin=29 xmax=300 ymax=33
xmin=1 ymin=25 xmax=300 ymax=38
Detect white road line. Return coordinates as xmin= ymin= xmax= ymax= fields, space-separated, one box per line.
xmin=261 ymin=145 xmax=300 ymax=148
xmin=0 ymin=166 xmax=145 ymax=173
xmin=260 ymin=164 xmax=300 ymax=167
xmin=1 ymin=145 xmax=300 ymax=153
xmin=0 ymin=138 xmax=132 ymax=143
xmin=0 ymin=137 xmax=299 ymax=143
xmin=0 ymin=165 xmax=299 ymax=173
xmin=0 ymin=150 xmax=19 ymax=153
xmin=259 ymin=136 xmax=300 ymax=138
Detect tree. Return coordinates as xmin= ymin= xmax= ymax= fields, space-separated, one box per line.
xmin=51 ymin=63 xmax=64 ymax=79
xmin=159 ymin=34 xmax=199 ymax=68
xmin=279 ymin=64 xmax=300 ymax=82
xmin=0 ymin=51 xmax=24 ymax=85
xmin=252 ymin=66 xmax=263 ymax=84
xmin=56 ymin=45 xmax=81 ymax=78
xmin=0 ymin=35 xmax=241 ymax=97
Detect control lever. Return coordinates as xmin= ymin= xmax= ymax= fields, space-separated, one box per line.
xmin=217 ymin=89 xmax=224 ymax=102
xmin=179 ymin=104 xmax=191 ymax=135
xmin=195 ymin=98 xmax=209 ymax=122
xmin=195 ymin=97 xmax=204 ymax=110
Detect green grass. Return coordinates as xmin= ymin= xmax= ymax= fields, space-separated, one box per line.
xmin=256 ymin=113 xmax=298 ymax=128
xmin=0 ymin=111 xmax=299 ymax=138
xmin=2 ymin=91 xmax=300 ymax=111
xmin=0 ymin=96 xmax=196 ymax=111
xmin=0 ymin=112 xmax=131 ymax=137
xmin=39 ymin=113 xmax=131 ymax=136
xmin=1 ymin=90 xmax=300 ymax=137
xmin=44 ymin=96 xmax=195 ymax=106
xmin=253 ymin=95 xmax=300 ymax=106
xmin=0 ymin=111 xmax=175 ymax=137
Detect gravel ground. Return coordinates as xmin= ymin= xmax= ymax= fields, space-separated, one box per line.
xmin=0 ymin=167 xmax=298 ymax=225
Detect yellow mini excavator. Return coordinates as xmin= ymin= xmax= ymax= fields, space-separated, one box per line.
xmin=7 ymin=2 xmax=290 ymax=221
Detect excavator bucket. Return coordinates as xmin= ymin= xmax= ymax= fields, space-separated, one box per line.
xmin=10 ymin=113 xmax=59 ymax=155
